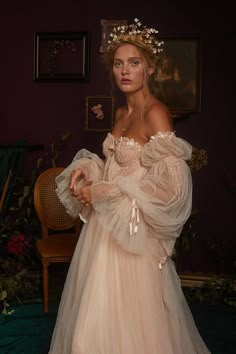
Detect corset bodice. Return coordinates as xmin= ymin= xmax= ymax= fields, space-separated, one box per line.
xmin=102 ymin=133 xmax=146 ymax=180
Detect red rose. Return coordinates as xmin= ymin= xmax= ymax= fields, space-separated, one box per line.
xmin=7 ymin=234 xmax=25 ymax=256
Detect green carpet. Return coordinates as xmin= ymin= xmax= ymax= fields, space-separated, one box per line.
xmin=0 ymin=301 xmax=235 ymax=354
xmin=0 ymin=302 xmax=58 ymax=354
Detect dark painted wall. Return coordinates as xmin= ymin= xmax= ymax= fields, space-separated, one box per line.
xmin=1 ymin=0 xmax=235 ymax=273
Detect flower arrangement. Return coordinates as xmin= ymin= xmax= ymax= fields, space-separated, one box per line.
xmin=91 ymin=104 xmax=104 ymax=120
xmin=187 ymin=146 xmax=208 ymax=172
xmin=0 ymin=230 xmax=40 ymax=315
xmin=0 ymin=132 xmax=71 ymax=315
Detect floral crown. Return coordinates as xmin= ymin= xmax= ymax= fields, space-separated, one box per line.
xmin=107 ymin=18 xmax=164 ymax=55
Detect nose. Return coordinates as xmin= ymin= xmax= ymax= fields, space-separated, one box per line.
xmin=121 ymin=63 xmax=129 ymax=76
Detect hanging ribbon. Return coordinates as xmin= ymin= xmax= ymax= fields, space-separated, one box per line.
xmin=129 ymin=199 xmax=140 ymax=236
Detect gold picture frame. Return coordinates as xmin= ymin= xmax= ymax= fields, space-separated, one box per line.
xmin=100 ymin=19 xmax=127 ymax=53
xmin=155 ymin=37 xmax=202 ymax=115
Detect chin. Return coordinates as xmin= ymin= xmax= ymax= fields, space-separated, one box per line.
xmin=119 ymin=86 xmax=134 ymax=93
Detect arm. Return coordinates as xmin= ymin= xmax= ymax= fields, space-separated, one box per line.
xmin=55 ymin=149 xmax=104 ymax=219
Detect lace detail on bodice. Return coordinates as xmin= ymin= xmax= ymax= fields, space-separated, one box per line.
xmin=103 ymin=133 xmax=142 ymax=166
xmin=103 ymin=131 xmax=176 ymax=156
xmin=150 ymin=131 xmax=175 ymax=140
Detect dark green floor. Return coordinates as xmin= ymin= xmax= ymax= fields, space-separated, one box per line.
xmin=0 ymin=302 xmax=58 ymax=354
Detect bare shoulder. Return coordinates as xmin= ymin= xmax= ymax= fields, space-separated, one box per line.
xmin=145 ymin=100 xmax=173 ymax=137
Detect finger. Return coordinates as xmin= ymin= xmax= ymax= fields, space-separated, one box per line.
xmin=71 ymin=185 xmax=79 ymax=196
xmin=70 ymin=170 xmax=82 ymax=189
xmin=73 ymin=191 xmax=80 ymax=198
xmin=70 ymin=176 xmax=79 ymax=189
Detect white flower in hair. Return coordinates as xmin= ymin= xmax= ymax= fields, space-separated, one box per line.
xmin=107 ymin=18 xmax=164 ymax=55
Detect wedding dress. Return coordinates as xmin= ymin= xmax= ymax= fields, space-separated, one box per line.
xmin=48 ymin=131 xmax=211 ymax=354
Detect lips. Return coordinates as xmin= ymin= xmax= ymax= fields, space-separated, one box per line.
xmin=121 ymin=79 xmax=131 ymax=84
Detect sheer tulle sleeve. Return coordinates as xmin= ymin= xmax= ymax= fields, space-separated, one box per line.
xmin=55 ymin=149 xmax=104 ymax=219
xmin=91 ymin=132 xmax=192 ymax=255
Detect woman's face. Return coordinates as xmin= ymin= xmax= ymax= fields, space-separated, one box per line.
xmin=112 ymin=44 xmax=147 ymax=94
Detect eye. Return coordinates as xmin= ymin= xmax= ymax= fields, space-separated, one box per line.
xmin=113 ymin=61 xmax=121 ymax=68
xmin=130 ymin=60 xmax=140 ymax=67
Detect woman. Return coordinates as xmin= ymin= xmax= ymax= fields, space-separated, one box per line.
xmin=49 ymin=18 xmax=210 ymax=354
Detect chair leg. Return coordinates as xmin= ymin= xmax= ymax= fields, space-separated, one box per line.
xmin=42 ymin=260 xmax=49 ymax=313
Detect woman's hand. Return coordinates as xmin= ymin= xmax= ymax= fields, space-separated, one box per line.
xmin=69 ymin=169 xmax=92 ymax=206
xmin=70 ymin=169 xmax=91 ymax=192
xmin=72 ymin=185 xmax=92 ymax=207
xmin=70 ymin=169 xmax=84 ymax=193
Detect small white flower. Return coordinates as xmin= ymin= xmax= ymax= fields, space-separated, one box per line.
xmin=106 ymin=18 xmax=162 ymax=57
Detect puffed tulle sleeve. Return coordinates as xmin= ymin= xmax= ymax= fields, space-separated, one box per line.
xmin=55 ymin=148 xmax=104 ymax=219
xmin=91 ymin=132 xmax=193 ymax=256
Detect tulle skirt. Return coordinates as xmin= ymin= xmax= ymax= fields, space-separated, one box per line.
xmin=48 ymin=212 xmax=211 ymax=354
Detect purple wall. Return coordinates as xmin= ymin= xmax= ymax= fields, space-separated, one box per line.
xmin=1 ymin=1 xmax=235 ymax=273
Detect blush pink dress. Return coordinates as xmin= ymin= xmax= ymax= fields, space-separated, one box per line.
xmin=48 ymin=132 xmax=211 ymax=354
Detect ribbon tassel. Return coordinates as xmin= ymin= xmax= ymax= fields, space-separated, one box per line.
xmin=129 ymin=199 xmax=140 ymax=236
xmin=159 ymin=256 xmax=168 ymax=270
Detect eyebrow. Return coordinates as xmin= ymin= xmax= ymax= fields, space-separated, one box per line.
xmin=113 ymin=56 xmax=141 ymax=62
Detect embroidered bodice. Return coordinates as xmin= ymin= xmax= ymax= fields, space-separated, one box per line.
xmin=102 ymin=133 xmax=146 ymax=181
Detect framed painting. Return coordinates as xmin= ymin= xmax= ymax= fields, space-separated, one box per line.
xmin=34 ymin=31 xmax=90 ymax=81
xmin=100 ymin=19 xmax=127 ymax=53
xmin=85 ymin=96 xmax=114 ymax=132
xmin=155 ymin=38 xmax=202 ymax=115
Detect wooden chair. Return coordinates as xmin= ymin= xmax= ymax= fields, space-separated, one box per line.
xmin=34 ymin=167 xmax=81 ymax=313
xmin=0 ymin=172 xmax=11 ymax=213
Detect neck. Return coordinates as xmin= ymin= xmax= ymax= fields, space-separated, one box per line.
xmin=126 ymin=92 xmax=150 ymax=116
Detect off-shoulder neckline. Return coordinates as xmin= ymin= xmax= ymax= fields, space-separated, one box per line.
xmin=107 ymin=131 xmax=175 ymax=149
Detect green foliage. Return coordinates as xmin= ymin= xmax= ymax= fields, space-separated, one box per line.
xmin=183 ymin=275 xmax=236 ymax=306
xmin=0 ymin=132 xmax=71 ymax=315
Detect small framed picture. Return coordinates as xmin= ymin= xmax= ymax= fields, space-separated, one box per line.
xmin=85 ymin=96 xmax=114 ymax=132
xmin=100 ymin=19 xmax=127 ymax=53
xmin=34 ymin=31 xmax=90 ymax=81
xmin=155 ymin=38 xmax=202 ymax=115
